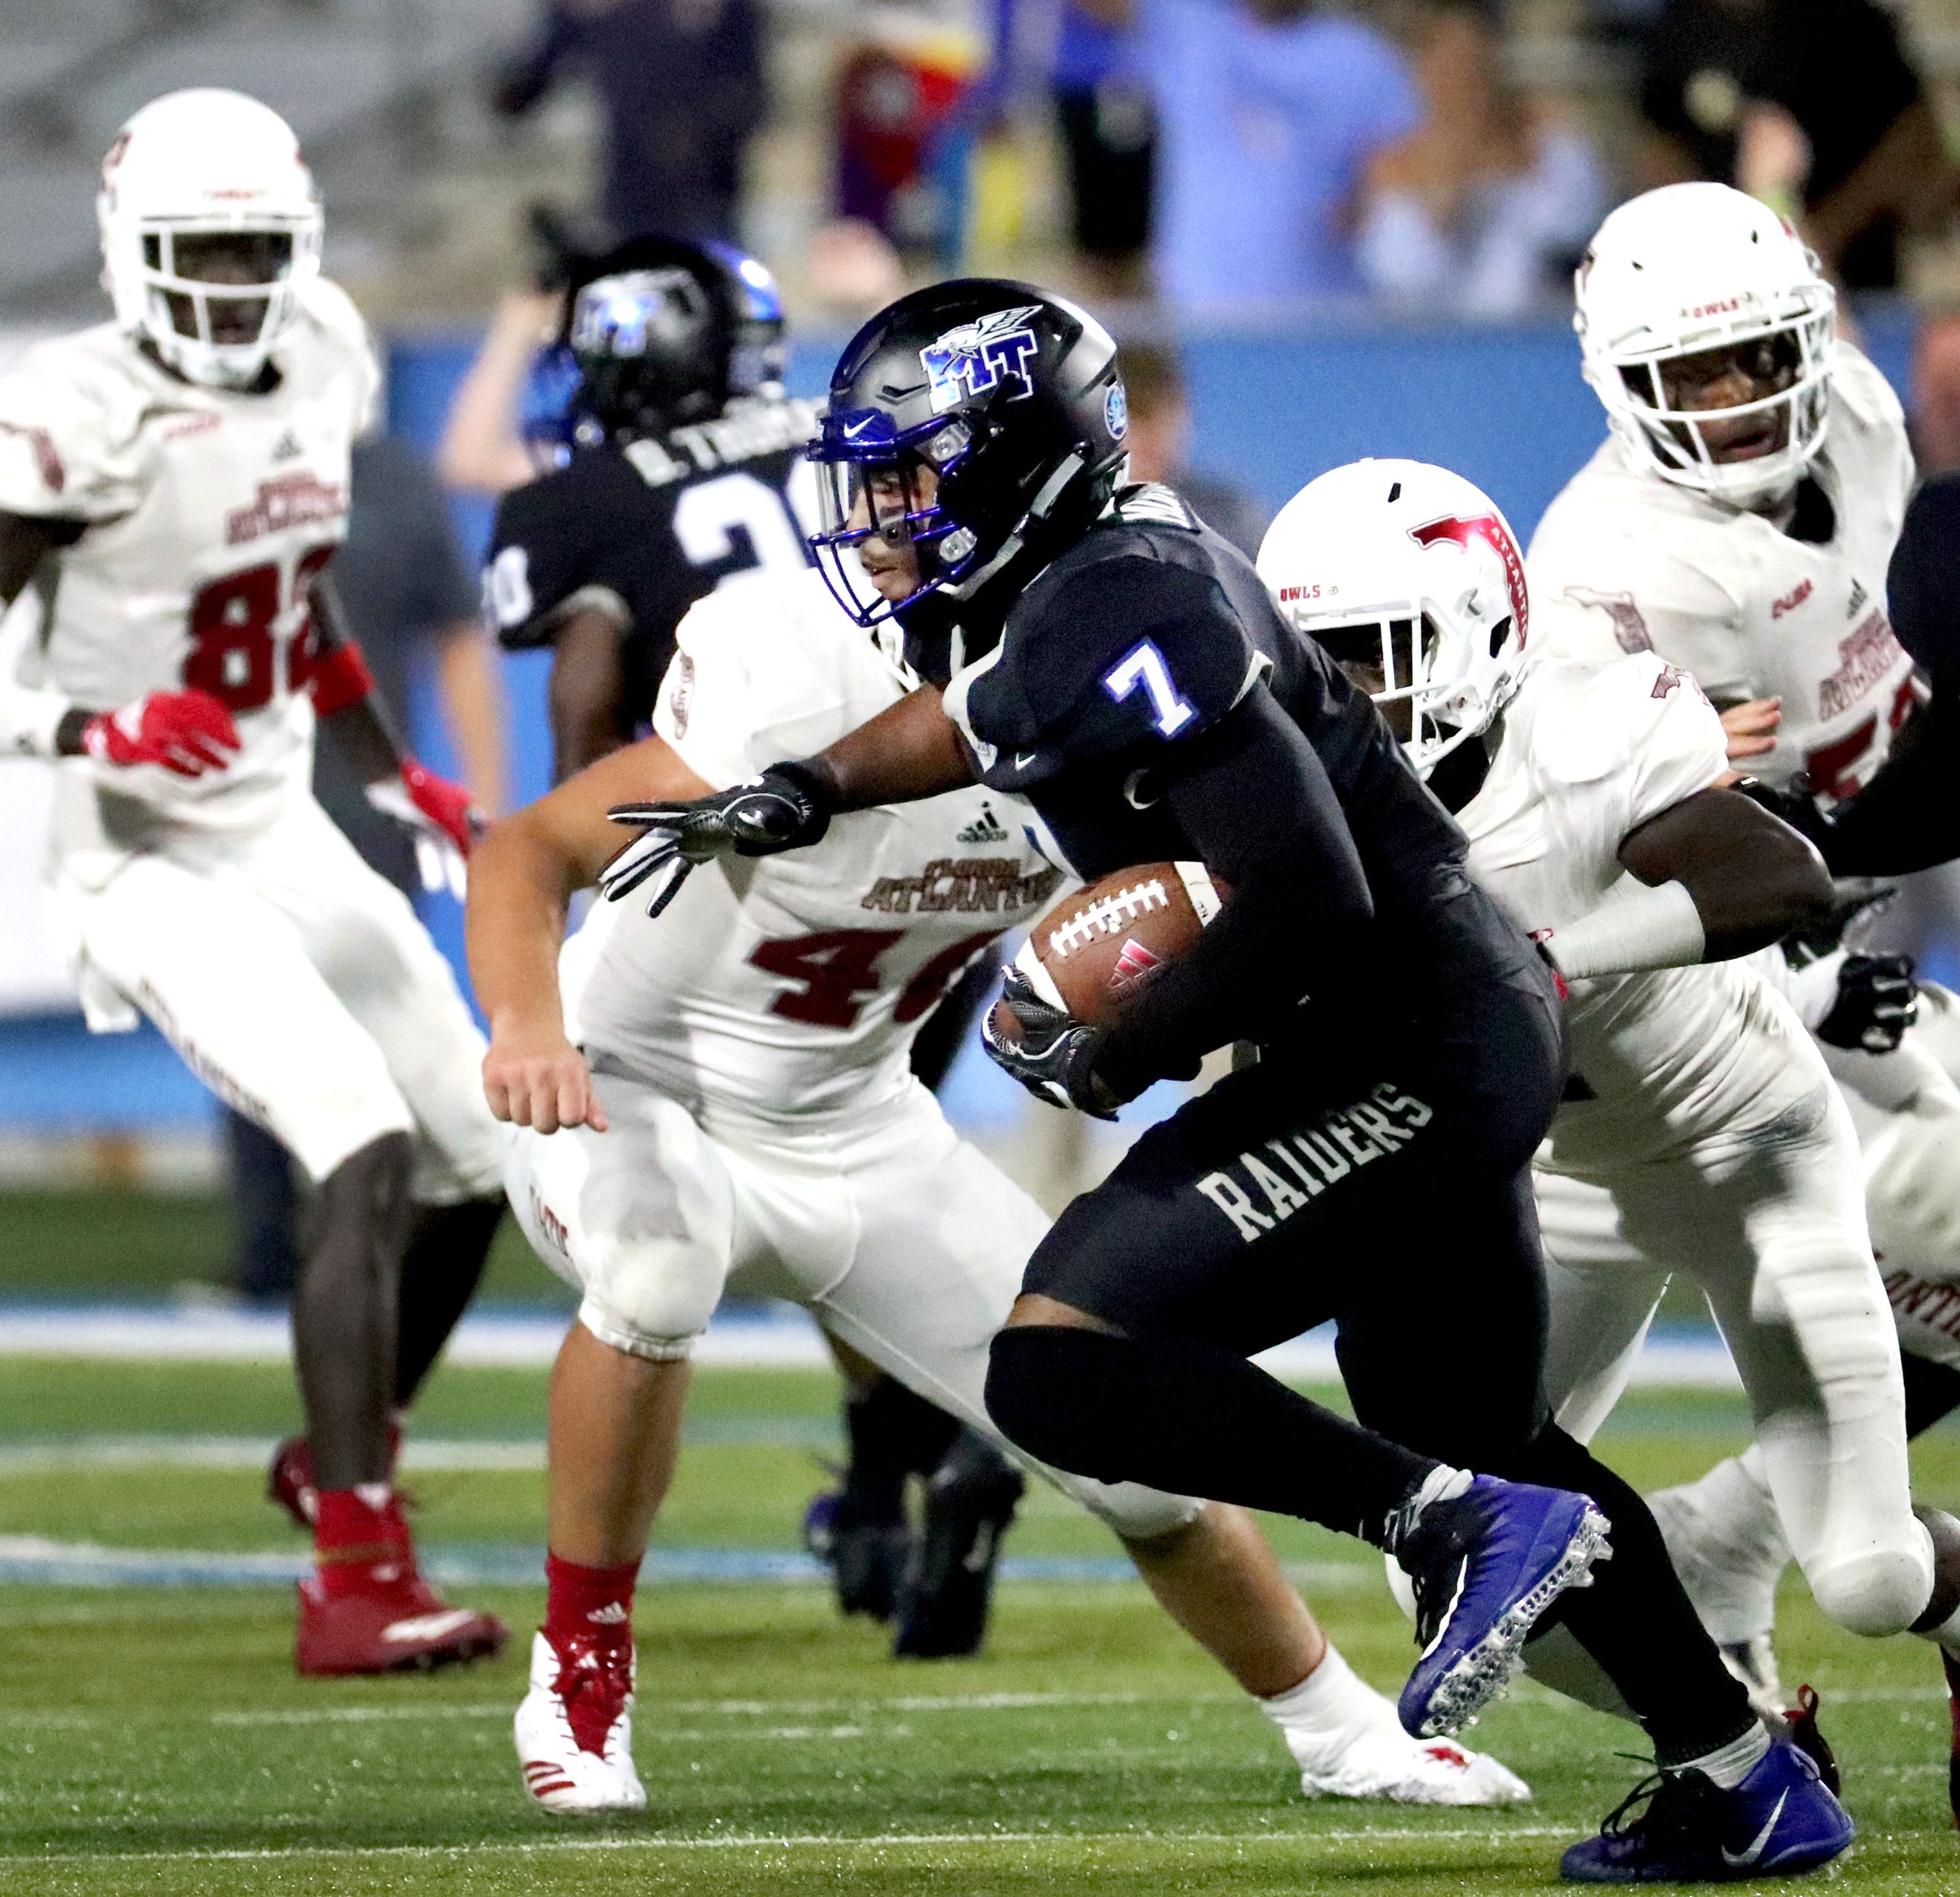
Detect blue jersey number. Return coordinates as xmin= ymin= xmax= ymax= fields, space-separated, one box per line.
xmin=1103 ymin=639 xmax=1197 ymax=738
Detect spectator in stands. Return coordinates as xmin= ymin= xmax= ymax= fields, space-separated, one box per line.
xmin=1357 ymin=0 xmax=1604 ymax=317
xmin=491 ymin=0 xmax=768 ymax=246
xmin=1133 ymin=0 xmax=1420 ymax=308
xmin=1636 ymin=0 xmax=1956 ymax=290
xmin=230 ymin=437 xmax=506 ymax=1302
xmin=990 ymin=0 xmax=1158 ymax=297
xmin=1119 ymin=342 xmax=1267 ymax=557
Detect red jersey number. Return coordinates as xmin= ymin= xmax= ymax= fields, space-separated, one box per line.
xmin=1804 ymin=677 xmax=1920 ymax=802
xmin=183 ymin=544 xmax=336 ymax=711
xmin=749 ymin=927 xmax=998 ymax=1030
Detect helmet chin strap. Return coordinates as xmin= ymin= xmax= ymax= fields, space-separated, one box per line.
xmin=943 ymin=451 xmax=1088 ymax=604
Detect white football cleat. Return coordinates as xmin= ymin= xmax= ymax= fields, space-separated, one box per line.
xmin=514 ymin=1628 xmax=647 ymax=1813
xmin=1266 ymin=1645 xmax=1531 ymax=1806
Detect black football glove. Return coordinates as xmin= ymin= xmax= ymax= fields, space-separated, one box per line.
xmin=1733 ymin=773 xmax=1831 ymax=847
xmin=1816 ymin=951 xmax=1918 ymax=1054
xmin=1782 ymin=877 xmax=1899 ymax=967
xmin=601 ymin=762 xmax=836 ymax=918
xmin=980 ymin=964 xmax=1119 ymax=1120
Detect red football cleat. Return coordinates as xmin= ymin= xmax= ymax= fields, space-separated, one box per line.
xmin=297 ymin=1565 xmax=508 ymax=1677
xmin=1785 ymin=1683 xmax=1840 ymax=1797
xmin=269 ymin=1422 xmax=404 ymax=1530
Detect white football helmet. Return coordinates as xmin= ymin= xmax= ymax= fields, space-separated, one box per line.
xmin=97 ymin=89 xmax=323 ymax=391
xmin=1575 ymin=182 xmax=1835 ymax=509
xmin=1256 ymin=459 xmax=1527 ymax=779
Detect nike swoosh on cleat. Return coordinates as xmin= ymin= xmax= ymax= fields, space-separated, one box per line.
xmin=1720 ymin=1789 xmax=1788 ymax=1867
xmin=382 ymin=1609 xmax=481 ymax=1643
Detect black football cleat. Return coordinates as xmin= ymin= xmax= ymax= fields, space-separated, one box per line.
xmin=802 ymin=1489 xmax=911 ymax=1623
xmin=893 ymin=1430 xmax=1024 ymax=1660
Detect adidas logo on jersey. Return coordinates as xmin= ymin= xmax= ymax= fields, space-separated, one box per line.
xmin=1848 ymin=579 xmax=1869 ymax=619
xmin=271 ymin=430 xmax=302 ymax=462
xmin=956 ymin=803 xmax=1008 ymax=844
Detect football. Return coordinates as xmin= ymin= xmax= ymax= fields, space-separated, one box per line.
xmin=994 ymin=861 xmax=1226 ymax=1035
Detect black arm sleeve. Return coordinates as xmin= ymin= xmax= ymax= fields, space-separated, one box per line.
xmin=1807 ymin=692 xmax=1960 ymax=875
xmin=1096 ymin=684 xmax=1375 ymax=1095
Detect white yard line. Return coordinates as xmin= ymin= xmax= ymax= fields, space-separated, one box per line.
xmin=0 ymin=1825 xmax=1581 ymax=1868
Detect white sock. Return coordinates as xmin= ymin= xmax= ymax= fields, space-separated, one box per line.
xmin=1673 ymin=1723 xmax=1771 ymax=1790
xmin=1260 ymin=1645 xmax=1396 ymax=1743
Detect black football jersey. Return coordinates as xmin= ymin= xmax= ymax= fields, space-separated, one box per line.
xmin=483 ymin=393 xmax=821 ymax=740
xmin=940 ymin=484 xmax=1465 ymax=910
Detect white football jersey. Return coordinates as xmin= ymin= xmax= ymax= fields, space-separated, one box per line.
xmin=566 ymin=569 xmax=1065 ymax=1129
xmin=1462 ymin=647 xmax=1819 ymax=1171
xmin=1528 ymin=342 xmax=1916 ymax=807
xmin=0 ymin=280 xmax=378 ymax=857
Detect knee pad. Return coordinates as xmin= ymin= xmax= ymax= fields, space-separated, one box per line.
xmin=985 ymin=1327 xmax=1125 ymax=1480
xmin=1808 ymin=1540 xmax=1935 ymax=1639
xmin=1072 ymin=1479 xmax=1206 ymax=1544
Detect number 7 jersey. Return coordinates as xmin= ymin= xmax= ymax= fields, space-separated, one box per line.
xmin=1526 ymin=341 xmax=1917 ymax=807
xmin=0 ymin=280 xmax=378 ymax=852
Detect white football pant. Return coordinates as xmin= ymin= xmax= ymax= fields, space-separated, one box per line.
xmin=507 ymin=1071 xmax=1203 ymax=1544
xmin=54 ymin=796 xmax=505 ymax=1199
xmin=1533 ymin=1071 xmax=1933 ymax=1640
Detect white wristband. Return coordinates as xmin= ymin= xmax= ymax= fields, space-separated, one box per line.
xmin=1541 ymin=879 xmax=1705 ymax=981
xmin=0 ymin=681 xmax=73 ymax=759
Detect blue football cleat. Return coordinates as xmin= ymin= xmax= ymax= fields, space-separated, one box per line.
xmin=1560 ymin=1731 xmax=1854 ymax=1882
xmin=1397 ymin=1474 xmax=1611 ymax=1739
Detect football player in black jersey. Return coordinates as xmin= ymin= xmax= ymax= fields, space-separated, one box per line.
xmin=593 ymin=282 xmax=1855 ymax=1879
xmin=484 ymin=240 xmax=1019 ymax=1656
xmin=482 ymin=238 xmax=821 ymax=779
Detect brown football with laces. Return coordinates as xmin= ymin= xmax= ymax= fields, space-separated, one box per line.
xmin=989 ymin=862 xmax=1226 ymax=1041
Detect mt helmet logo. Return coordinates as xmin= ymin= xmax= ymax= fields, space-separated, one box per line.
xmin=920 ymin=306 xmax=1041 ymax=413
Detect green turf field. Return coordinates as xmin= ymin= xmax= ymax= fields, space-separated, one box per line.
xmin=1 ymin=1359 xmax=1957 ymax=1893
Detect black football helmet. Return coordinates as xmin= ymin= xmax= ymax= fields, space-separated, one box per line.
xmin=808 ymin=280 xmax=1130 ymax=624
xmin=564 ymin=237 xmax=788 ymax=446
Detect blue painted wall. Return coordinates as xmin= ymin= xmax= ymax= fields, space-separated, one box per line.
xmin=0 ymin=308 xmax=1920 ymax=1127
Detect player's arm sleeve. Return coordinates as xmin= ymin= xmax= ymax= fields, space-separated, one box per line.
xmin=1886 ymin=472 xmax=1960 ymax=684
xmin=1096 ymin=681 xmax=1377 ymax=1095
xmin=1800 ymin=691 xmax=1960 ymax=875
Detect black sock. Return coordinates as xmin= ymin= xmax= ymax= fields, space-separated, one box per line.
xmin=841 ymin=1377 xmax=961 ymax=1523
xmin=293 ymin=1131 xmax=414 ymax=1491
xmin=986 ymin=1325 xmax=1433 ymax=1540
xmin=1506 ymin=1423 xmax=1756 ymax=1759
xmin=393 ymin=1195 xmax=504 ymax=1408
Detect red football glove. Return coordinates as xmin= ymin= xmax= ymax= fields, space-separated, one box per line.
xmin=81 ymin=690 xmax=242 ymax=777
xmin=365 ymin=757 xmax=482 ymax=895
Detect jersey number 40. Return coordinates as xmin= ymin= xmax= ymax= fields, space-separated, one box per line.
xmin=750 ymin=928 xmax=994 ymax=1030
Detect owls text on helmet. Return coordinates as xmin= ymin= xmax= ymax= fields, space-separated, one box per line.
xmin=1574 ymin=182 xmax=1835 ymax=510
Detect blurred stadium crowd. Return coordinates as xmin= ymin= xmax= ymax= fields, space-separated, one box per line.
xmin=5 ymin=0 xmax=1960 ymax=1263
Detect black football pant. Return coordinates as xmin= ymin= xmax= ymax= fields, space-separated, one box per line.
xmin=985 ymin=882 xmax=1755 ymax=1757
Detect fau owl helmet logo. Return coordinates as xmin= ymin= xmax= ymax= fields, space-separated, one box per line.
xmin=920 ymin=306 xmax=1041 ymax=413
xmin=1409 ymin=512 xmax=1529 ymax=645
